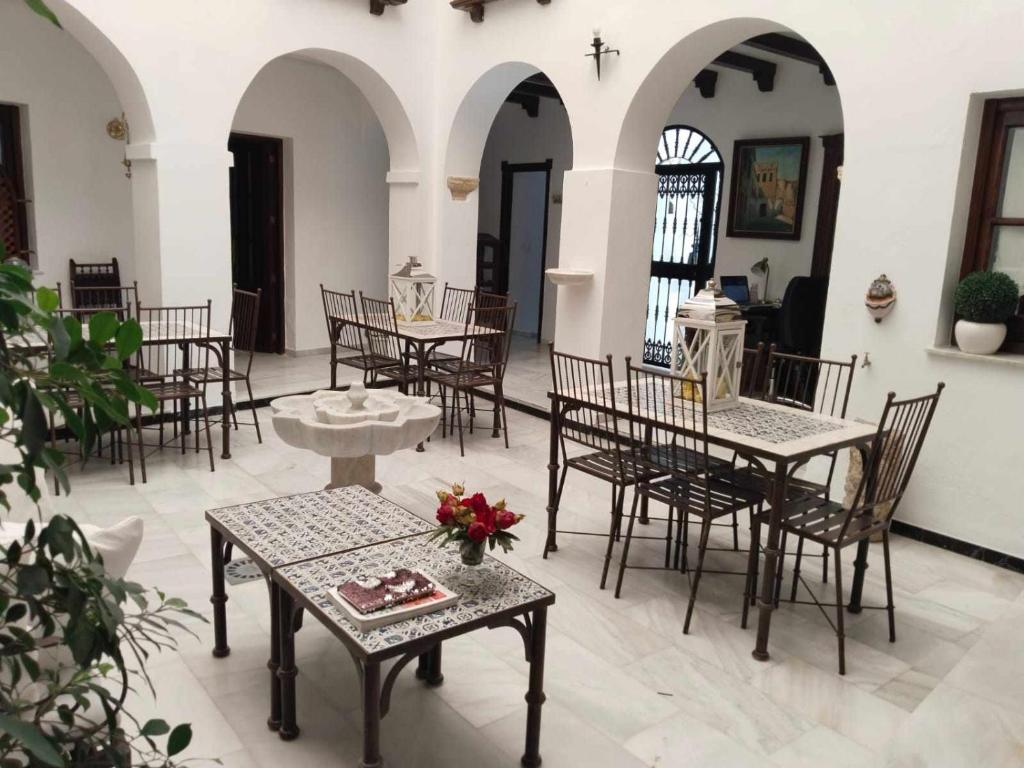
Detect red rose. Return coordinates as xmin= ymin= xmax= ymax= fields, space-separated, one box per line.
xmin=496 ymin=509 xmax=517 ymax=530
xmin=465 ymin=493 xmax=489 ymax=515
xmin=436 ymin=503 xmax=454 ymax=525
xmin=467 ymin=522 xmax=488 ymax=542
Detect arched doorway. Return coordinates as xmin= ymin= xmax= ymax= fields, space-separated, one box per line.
xmin=226 ymin=49 xmax=418 ymax=355
xmin=644 ymin=125 xmax=723 ymax=366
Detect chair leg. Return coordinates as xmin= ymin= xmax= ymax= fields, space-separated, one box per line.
xmin=683 ymin=517 xmax=713 ymax=634
xmin=790 ymin=536 xmax=805 ymax=602
xmin=731 ymin=510 xmax=740 ymax=551
xmin=774 ymin=531 xmax=788 ymax=607
xmin=598 ymin=487 xmax=622 ymax=593
xmin=201 ymin=395 xmax=215 ymax=472
xmin=822 ymin=545 xmax=829 ymax=583
xmin=741 ymin=512 xmax=762 ymax=629
xmin=135 ymin=404 xmax=147 ymax=484
xmin=680 ymin=508 xmax=690 ymax=572
xmin=882 ymin=531 xmax=896 ymax=642
xmin=246 ymin=377 xmax=262 ymax=443
xmin=672 ymin=506 xmax=684 ymax=570
xmin=496 ymin=382 xmax=510 ymax=449
xmin=611 ymin=488 xmax=639 ymax=597
xmin=664 ymin=505 xmax=674 ymax=569
xmin=124 ymin=420 xmax=135 ymax=486
xmin=454 ymin=388 xmax=465 ymax=457
xmin=834 ymin=548 xmax=846 ymax=675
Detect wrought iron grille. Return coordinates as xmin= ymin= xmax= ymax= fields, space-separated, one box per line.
xmin=643 ymin=126 xmax=723 ymax=367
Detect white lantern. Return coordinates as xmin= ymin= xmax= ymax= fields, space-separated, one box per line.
xmin=671 ymin=279 xmax=747 ymax=411
xmin=389 ymin=257 xmax=437 ymax=325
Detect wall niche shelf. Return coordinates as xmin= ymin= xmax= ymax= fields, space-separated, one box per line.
xmin=545 ymin=268 xmax=594 ymax=286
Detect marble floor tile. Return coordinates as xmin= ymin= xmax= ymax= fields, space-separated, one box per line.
xmin=768 ymin=725 xmax=878 ymax=768
xmin=624 ymin=710 xmax=774 ymax=768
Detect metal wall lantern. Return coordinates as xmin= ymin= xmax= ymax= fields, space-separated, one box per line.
xmin=586 ymin=28 xmax=619 ymax=80
xmin=671 ymin=280 xmax=746 ymax=411
xmin=390 ymin=257 xmax=437 ymax=325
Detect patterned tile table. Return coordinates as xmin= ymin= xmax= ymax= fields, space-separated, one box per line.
xmin=272 ymin=535 xmax=555 ymax=766
xmin=205 ymin=486 xmax=434 ymax=730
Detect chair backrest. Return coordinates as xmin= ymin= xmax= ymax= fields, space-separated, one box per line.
xmin=69 ymin=257 xmax=121 ymax=292
xmin=133 ymin=301 xmax=212 ymax=384
xmin=321 ymin=285 xmax=366 ymax=354
xmin=359 ymin=294 xmax=403 ymax=363
xmin=439 ymin=283 xmax=476 ymax=323
xmin=70 ymin=282 xmax=139 ymax=316
xmin=766 ymin=350 xmax=857 ymax=418
xmin=740 ymin=342 xmax=772 ymax=399
xmin=549 ymin=346 xmax=625 ymax=461
xmin=230 ymin=286 xmax=261 ymax=375
xmin=453 ymin=303 xmax=516 ymax=380
xmin=844 ymin=383 xmax=944 ymax=535
xmin=624 ymin=359 xmax=710 ymax=478
xmin=475 ymin=289 xmax=512 ymax=310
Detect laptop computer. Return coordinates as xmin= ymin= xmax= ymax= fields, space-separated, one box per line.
xmin=719 ymin=275 xmax=751 ymax=305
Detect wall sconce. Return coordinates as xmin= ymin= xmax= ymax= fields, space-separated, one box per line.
xmin=106 ymin=113 xmax=132 ymax=179
xmin=586 ymin=28 xmax=619 ymax=80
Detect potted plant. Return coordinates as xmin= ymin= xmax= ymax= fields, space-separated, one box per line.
xmin=953 ymin=270 xmax=1020 ymax=354
xmin=430 ymin=483 xmax=524 ymax=566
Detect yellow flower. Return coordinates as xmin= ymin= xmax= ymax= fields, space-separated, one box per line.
xmin=454 ymin=506 xmax=475 ymax=526
xmin=436 ymin=490 xmax=449 ymax=503
xmin=493 ymin=498 xmax=506 ymax=511
xmin=451 ymin=482 xmax=465 ymax=496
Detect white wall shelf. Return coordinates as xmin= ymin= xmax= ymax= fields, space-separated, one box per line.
xmin=926 ymin=345 xmax=1024 ymax=368
xmin=545 ymin=268 xmax=594 ymax=286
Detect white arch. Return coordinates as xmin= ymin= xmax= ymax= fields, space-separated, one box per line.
xmin=45 ymin=0 xmax=155 ymax=143
xmin=228 ymin=48 xmax=420 ymax=172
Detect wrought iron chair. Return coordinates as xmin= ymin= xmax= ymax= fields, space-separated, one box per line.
xmin=359 ymin=294 xmax=416 ymax=391
xmin=429 ymin=283 xmax=478 ymax=369
xmin=545 ymin=347 xmax=666 ymax=586
xmin=744 ymin=384 xmax=945 ymax=674
xmin=615 ymin=362 xmax=762 ymax=630
xmin=68 ymin=257 xmax=121 ymax=295
xmin=131 ymin=302 xmax=216 ymax=483
xmin=425 ymin=303 xmax=516 ymax=456
xmin=724 ymin=350 xmax=857 ymax=586
xmin=186 ymin=287 xmax=262 ymax=443
xmin=321 ymin=285 xmax=394 ymax=387
xmin=70 ymin=281 xmax=139 ymax=312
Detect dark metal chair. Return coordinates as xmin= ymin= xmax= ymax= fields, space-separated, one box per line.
xmin=359 ymin=294 xmax=416 ymax=391
xmin=131 ymin=301 xmax=216 ymax=483
xmin=187 ymin=287 xmax=262 ymax=443
xmin=545 ymin=347 xmax=665 ymax=586
xmin=70 ymin=281 xmax=139 ymax=312
xmin=321 ymin=285 xmax=394 ymax=387
xmin=425 ymin=303 xmax=516 ymax=456
xmin=68 ymin=257 xmax=121 ymax=297
xmin=744 ymin=384 xmax=945 ymax=674
xmin=615 ymin=362 xmax=762 ymax=631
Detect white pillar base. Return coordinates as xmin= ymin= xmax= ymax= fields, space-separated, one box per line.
xmin=327 ymin=455 xmax=381 ymax=494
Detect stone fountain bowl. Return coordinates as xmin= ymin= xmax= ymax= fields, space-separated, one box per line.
xmin=270 ymin=385 xmax=441 ymax=459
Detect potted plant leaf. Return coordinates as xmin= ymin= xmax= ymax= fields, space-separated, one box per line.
xmin=953 ymin=270 xmax=1020 ymax=354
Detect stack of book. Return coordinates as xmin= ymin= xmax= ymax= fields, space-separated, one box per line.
xmin=326 ymin=568 xmax=458 ymax=632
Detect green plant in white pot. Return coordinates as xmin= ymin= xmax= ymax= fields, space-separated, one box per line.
xmin=953 ymin=270 xmax=1020 ymax=354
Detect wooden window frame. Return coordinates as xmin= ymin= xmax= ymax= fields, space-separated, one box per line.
xmin=0 ymin=103 xmax=32 ymax=264
xmin=961 ymin=97 xmax=1024 ymax=346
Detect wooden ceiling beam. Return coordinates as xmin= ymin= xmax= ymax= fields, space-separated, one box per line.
xmin=451 ymin=0 xmax=552 ymax=24
xmin=369 ymin=0 xmax=407 ymax=15
xmin=712 ymin=51 xmax=776 ymax=92
xmin=744 ymin=33 xmax=835 ymax=86
xmin=693 ymin=69 xmax=718 ymax=98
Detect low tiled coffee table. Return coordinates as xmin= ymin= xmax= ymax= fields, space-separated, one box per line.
xmin=273 ymin=535 xmax=555 ymax=767
xmin=205 ymin=486 xmax=434 ymax=729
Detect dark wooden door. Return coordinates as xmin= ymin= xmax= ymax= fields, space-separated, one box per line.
xmin=0 ymin=104 xmax=31 ymax=260
xmin=811 ymin=133 xmax=843 ymax=279
xmin=229 ymin=132 xmax=284 ymax=353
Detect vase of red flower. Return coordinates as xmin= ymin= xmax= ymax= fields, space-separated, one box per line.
xmin=430 ymin=483 xmax=524 ymax=572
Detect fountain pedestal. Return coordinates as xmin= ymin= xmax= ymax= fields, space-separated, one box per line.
xmin=270 ymin=383 xmax=441 ymax=493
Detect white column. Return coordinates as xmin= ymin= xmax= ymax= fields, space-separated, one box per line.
xmin=552 ymin=167 xmax=658 ymax=361
xmin=126 ymin=142 xmax=233 ymax=332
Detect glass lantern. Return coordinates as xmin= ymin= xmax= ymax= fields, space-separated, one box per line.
xmin=389 ymin=257 xmax=437 ymax=325
xmin=671 ymin=279 xmax=747 ymax=411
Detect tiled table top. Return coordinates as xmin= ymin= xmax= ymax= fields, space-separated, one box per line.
xmin=276 ymin=536 xmax=554 ymax=659
xmin=205 ymin=486 xmax=434 ymax=569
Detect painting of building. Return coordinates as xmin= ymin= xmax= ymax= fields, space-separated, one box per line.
xmin=728 ymin=137 xmax=810 ymax=239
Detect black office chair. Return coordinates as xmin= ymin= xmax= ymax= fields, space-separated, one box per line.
xmin=775 ymin=276 xmax=828 ymax=356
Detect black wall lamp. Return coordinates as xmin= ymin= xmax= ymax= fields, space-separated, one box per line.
xmin=587 ymin=28 xmax=619 ymax=80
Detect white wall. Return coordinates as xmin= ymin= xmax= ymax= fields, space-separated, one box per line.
xmin=666 ymin=57 xmax=843 ymax=299
xmin=0 ymin=1 xmax=134 ymax=291
xmin=477 ymin=100 xmax=573 ymax=341
xmin=232 ymin=55 xmax=390 ymax=352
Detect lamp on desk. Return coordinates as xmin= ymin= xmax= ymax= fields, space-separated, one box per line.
xmin=750 ymin=257 xmax=770 ymax=302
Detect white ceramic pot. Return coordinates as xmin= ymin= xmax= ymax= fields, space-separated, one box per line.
xmin=954 ymin=319 xmax=1007 ymax=355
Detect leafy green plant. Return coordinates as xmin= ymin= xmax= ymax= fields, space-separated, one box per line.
xmin=953 ymin=270 xmax=1020 ymax=323
xmin=1 ymin=238 xmax=206 ymax=765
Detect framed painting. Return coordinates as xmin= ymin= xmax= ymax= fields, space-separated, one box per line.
xmin=726 ymin=136 xmax=810 ymax=240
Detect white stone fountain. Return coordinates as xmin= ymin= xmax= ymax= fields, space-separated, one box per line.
xmin=270 ymin=383 xmax=441 ymax=493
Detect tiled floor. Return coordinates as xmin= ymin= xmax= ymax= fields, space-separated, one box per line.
xmin=38 ymin=404 xmax=1024 ymax=767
